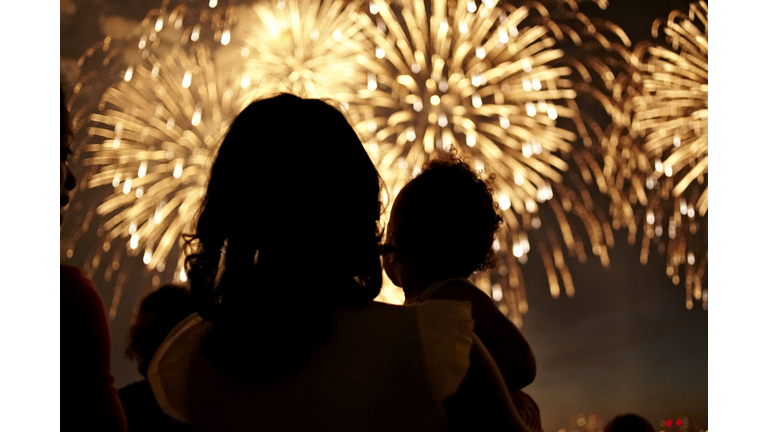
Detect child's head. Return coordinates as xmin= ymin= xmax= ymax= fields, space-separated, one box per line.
xmin=385 ymin=157 xmax=502 ymax=285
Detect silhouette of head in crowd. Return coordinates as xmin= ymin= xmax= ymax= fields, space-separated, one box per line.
xmin=61 ymin=87 xmax=77 ymax=224
xmin=384 ymin=156 xmax=502 ymax=288
xmin=184 ymin=93 xmax=386 ymax=383
xmin=126 ymin=285 xmax=194 ymax=377
xmin=61 ymin=85 xmax=128 ymax=430
xmin=603 ymin=413 xmax=655 ymax=432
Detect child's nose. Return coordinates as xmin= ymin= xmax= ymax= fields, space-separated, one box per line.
xmin=64 ymin=165 xmax=77 ymax=191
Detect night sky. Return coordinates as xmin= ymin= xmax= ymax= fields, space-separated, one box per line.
xmin=60 ymin=1 xmax=707 ymax=430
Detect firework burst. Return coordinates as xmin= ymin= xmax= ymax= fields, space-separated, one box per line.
xmin=84 ymin=44 xmax=250 ymax=275
xmin=236 ymin=0 xmax=373 ymax=99
xmin=352 ymin=0 xmax=577 ymax=185
xmin=346 ymin=0 xmax=624 ymax=323
xmin=63 ymin=1 xmax=249 ymax=316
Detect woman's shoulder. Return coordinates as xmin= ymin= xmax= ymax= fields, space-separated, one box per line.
xmin=351 ymin=299 xmax=472 ymax=322
xmin=429 ymin=279 xmax=498 ymax=312
xmin=410 ymin=299 xmax=475 ymax=404
xmin=149 ymin=313 xmax=209 ymax=368
xmin=346 ymin=300 xmax=474 ymax=404
xmin=411 ymin=298 xmax=473 ymax=324
xmin=331 ymin=300 xmax=474 ymax=363
xmin=147 ymin=313 xmax=205 ymax=424
xmin=430 ymin=280 xmax=519 ymax=343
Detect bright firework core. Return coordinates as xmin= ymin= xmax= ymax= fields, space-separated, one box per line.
xmin=237 ymin=0 xmax=372 ymax=100
xmin=353 ymin=0 xmax=577 ymax=202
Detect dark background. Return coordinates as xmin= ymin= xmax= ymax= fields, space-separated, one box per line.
xmin=60 ymin=1 xmax=706 ymax=431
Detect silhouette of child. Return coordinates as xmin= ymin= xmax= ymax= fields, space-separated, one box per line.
xmin=383 ymin=157 xmax=541 ymax=430
xmin=119 ymin=285 xmax=193 ymax=432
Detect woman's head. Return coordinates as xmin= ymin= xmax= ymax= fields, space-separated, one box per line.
xmin=185 ymin=94 xmax=385 ymax=382
xmin=385 ymin=157 xmax=502 ymax=283
xmin=188 ymin=93 xmax=384 ymax=304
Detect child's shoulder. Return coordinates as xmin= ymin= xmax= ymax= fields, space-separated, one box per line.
xmin=431 ymin=279 xmax=496 ymax=308
xmin=430 ymin=279 xmax=517 ymax=339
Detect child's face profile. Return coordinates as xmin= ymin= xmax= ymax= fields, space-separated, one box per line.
xmin=60 ymin=113 xmax=76 ymax=225
xmin=382 ymin=203 xmax=402 ymax=287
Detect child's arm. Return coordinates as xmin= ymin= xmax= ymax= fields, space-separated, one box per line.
xmin=430 ymin=279 xmax=537 ymax=390
xmin=444 ymin=334 xmax=532 ymax=432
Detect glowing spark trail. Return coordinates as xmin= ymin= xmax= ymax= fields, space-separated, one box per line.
xmin=632 ymin=1 xmax=708 ymax=308
xmin=568 ymin=1 xmax=707 ymax=309
xmin=633 ymin=1 xmax=707 ymax=215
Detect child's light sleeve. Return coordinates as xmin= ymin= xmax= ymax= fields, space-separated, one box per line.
xmin=416 ymin=299 xmax=475 ymax=404
xmin=147 ymin=313 xmax=208 ymax=424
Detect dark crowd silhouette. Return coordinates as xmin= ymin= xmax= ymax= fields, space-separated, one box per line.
xmin=61 ymin=87 xmax=127 ymax=431
xmin=61 ymin=88 xmax=661 ymax=431
xmin=603 ymin=414 xmax=656 ymax=432
xmin=119 ymin=284 xmax=193 ymax=431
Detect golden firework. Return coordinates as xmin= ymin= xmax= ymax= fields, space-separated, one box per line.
xmin=348 ymin=0 xmax=623 ymax=323
xmin=83 ymin=44 xmax=249 ymax=276
xmin=236 ymin=0 xmax=372 ymax=99
xmin=633 ymin=1 xmax=707 ymax=212
xmin=567 ymin=1 xmax=708 ymax=310
xmin=63 ymin=1 xmax=248 ymax=316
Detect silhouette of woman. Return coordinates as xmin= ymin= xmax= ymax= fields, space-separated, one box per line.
xmin=148 ymin=94 xmax=529 ymax=431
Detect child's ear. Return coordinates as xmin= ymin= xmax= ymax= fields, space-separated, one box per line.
xmin=381 ymin=242 xmax=403 ymax=287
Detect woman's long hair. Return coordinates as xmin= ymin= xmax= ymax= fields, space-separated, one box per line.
xmin=184 ymin=94 xmax=386 ymax=384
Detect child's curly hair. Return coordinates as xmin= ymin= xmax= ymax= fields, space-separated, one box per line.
xmin=390 ymin=155 xmax=503 ymax=278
